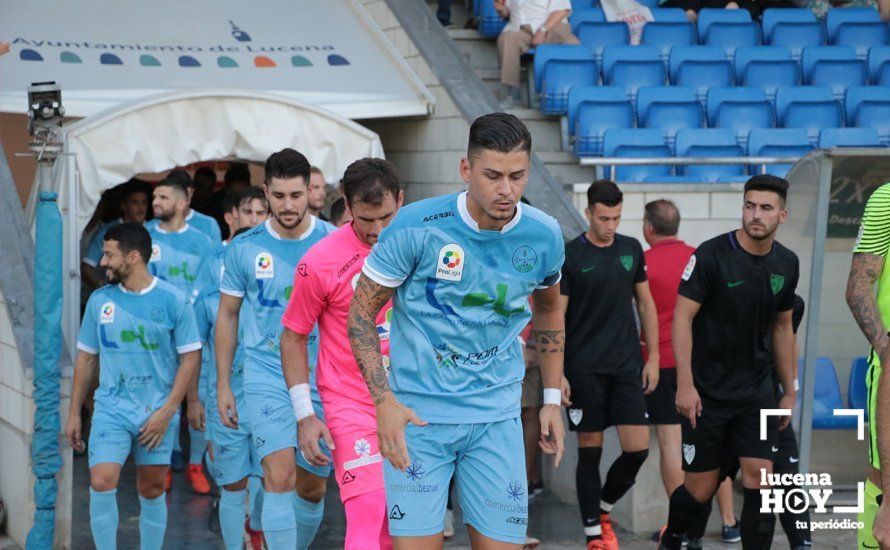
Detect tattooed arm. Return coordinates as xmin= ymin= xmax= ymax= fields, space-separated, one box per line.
xmin=531 ymin=282 xmax=567 ymax=467
xmin=846 ymin=252 xmax=888 ymax=353
xmin=348 ymin=273 xmax=426 ymax=470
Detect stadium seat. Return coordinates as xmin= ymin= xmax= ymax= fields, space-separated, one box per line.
xmin=603 ymin=128 xmax=672 ymax=182
xmin=845 ymin=86 xmax=890 ymax=125
xmin=705 ymin=22 xmax=762 ymax=59
xmin=826 ymin=7 xmax=881 ymax=43
xmin=568 ymin=86 xmax=634 ymax=157
xmin=571 ymin=0 xmax=599 ymax=9
xmin=819 ymin=127 xmax=882 ymax=148
xmin=799 ymin=357 xmax=858 ymax=430
xmin=649 ymin=8 xmax=690 ymax=22
xmin=570 ymin=7 xmax=605 ymax=34
xmin=533 ymin=45 xmax=592 ymax=93
xmin=476 ymin=0 xmax=507 ymax=37
xmin=707 ymin=87 xmax=774 ymax=146
xmin=540 ymin=57 xmax=599 ymax=115
xmin=835 ymin=22 xmax=887 ymax=60
xmin=577 ymin=22 xmax=630 ymax=64
xmin=642 ymin=21 xmax=697 ymax=62
xmin=636 ymin=0 xmax=660 ymax=8
xmin=802 ymin=46 xmax=867 ymax=100
xmin=697 ymin=8 xmax=752 ymax=41
xmin=735 ymin=46 xmax=801 ymax=101
xmin=762 ymin=8 xmax=818 ymax=43
xmin=670 ymin=45 xmax=734 ymax=100
xmin=675 ymin=128 xmax=746 ymax=181
xmin=775 ymin=86 xmax=842 ymax=143
xmin=848 ymin=356 xmax=869 ymax=419
xmin=869 ymin=45 xmax=890 ymax=83
xmin=748 ymin=128 xmax=812 ymax=176
xmin=855 ymin=101 xmax=890 ymax=145
xmin=636 ymin=86 xmax=703 ymax=151
xmin=602 ymin=45 xmax=666 ymax=101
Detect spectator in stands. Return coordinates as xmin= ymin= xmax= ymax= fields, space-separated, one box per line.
xmin=803 ymin=0 xmax=889 ymax=20
xmin=494 ymin=0 xmax=579 ymax=109
xmin=191 ymin=166 xmax=217 ymax=218
xmin=329 ymin=197 xmax=351 ymax=227
xmin=309 ymin=166 xmax=330 ymax=221
xmin=661 ymin=0 xmax=743 ymax=23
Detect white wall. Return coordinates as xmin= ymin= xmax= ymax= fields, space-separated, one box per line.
xmin=0 ymin=287 xmax=72 ymax=549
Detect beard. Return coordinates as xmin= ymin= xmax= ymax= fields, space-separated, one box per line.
xmin=105 ymin=266 xmax=126 ymax=284
xmin=742 ymin=219 xmax=777 ymax=241
xmin=153 ymin=207 xmax=174 ymax=222
xmin=273 ymin=209 xmax=305 ymax=230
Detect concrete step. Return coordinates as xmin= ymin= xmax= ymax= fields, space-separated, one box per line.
xmin=426 ymin=0 xmax=471 ymax=28
xmin=504 ymin=109 xmax=565 ymax=153
xmin=538 ymin=151 xmax=598 ymax=184
xmin=449 ymin=30 xmax=501 ymax=72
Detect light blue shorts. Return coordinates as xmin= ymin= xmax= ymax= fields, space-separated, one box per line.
xmin=206 ymin=402 xmax=260 ymax=486
xmin=88 ymin=407 xmax=178 ymax=468
xmin=243 ymin=381 xmax=331 ymax=478
xmin=384 ymin=417 xmax=527 ymax=544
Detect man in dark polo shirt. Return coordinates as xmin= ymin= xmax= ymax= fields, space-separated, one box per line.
xmin=562 ymin=180 xmax=660 ymax=549
xmin=659 ymin=175 xmax=799 ymax=550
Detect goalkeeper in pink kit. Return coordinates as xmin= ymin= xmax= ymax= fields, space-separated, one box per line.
xmin=281 ymin=158 xmax=402 ymax=549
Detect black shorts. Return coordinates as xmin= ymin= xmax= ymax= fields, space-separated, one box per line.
xmin=646 ymin=368 xmax=681 ymax=425
xmin=565 ymin=370 xmax=649 ymax=432
xmin=681 ymin=391 xmax=779 ymax=473
xmin=773 ymin=423 xmax=801 ymax=474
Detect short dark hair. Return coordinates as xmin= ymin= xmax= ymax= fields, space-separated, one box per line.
xmin=310 ymin=166 xmax=324 ymax=177
xmin=264 ymin=148 xmax=311 ymax=185
xmin=232 ymin=227 xmax=252 ymax=239
xmin=467 ymin=113 xmax=532 ymax=160
xmin=744 ymin=174 xmax=789 ymax=204
xmin=155 ymin=176 xmax=189 ymax=198
xmin=224 ymin=163 xmax=251 ymax=187
xmin=194 ymin=167 xmax=217 ymax=184
xmin=120 ymin=179 xmax=150 ymax=202
xmin=644 ymin=199 xmax=681 ymax=236
xmin=330 ymin=197 xmax=347 ymax=224
xmin=223 ymin=186 xmax=267 ymax=214
xmin=165 ymin=169 xmax=194 ymax=190
xmin=104 ymin=222 xmax=152 ymax=264
xmin=586 ymin=179 xmax=623 ymax=207
xmin=341 ymin=158 xmax=400 ymax=206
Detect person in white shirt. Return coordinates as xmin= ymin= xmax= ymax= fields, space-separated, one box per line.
xmin=495 ymin=0 xmax=579 ymax=108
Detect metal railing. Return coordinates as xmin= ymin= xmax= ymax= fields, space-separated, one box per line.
xmin=578 ymin=155 xmax=803 ymax=181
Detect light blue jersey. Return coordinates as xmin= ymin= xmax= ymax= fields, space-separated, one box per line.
xmin=148 ymin=224 xmax=216 ymax=298
xmin=83 ymin=219 xmax=122 ymax=268
xmin=363 ymin=192 xmax=564 ymax=424
xmin=193 ymin=242 xmax=227 ymax=300
xmin=147 ymin=208 xmax=221 ymax=243
xmin=220 ymin=217 xmax=333 ymax=391
xmin=77 ymin=277 xmax=202 ymax=425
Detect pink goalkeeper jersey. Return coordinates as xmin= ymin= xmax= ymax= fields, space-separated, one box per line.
xmin=282 ymin=223 xmax=391 ymax=408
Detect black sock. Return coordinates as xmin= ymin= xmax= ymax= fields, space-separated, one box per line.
xmin=662 ymin=485 xmax=708 ymax=550
xmin=600 ymin=449 xmax=649 ymax=513
xmin=577 ymin=447 xmax=603 ymax=542
xmin=741 ymin=487 xmax=776 ymax=550
xmin=686 ymin=497 xmax=713 ymax=540
xmin=777 ymin=483 xmax=811 ymax=547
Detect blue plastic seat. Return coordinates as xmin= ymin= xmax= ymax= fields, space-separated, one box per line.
xmin=819 ymin=127 xmax=882 ymax=147
xmin=775 ymin=86 xmax=843 ymax=143
xmin=570 ymin=7 xmax=605 ymax=33
xmin=762 ymin=8 xmax=819 ymax=43
xmin=835 ymin=23 xmax=887 ymax=60
xmin=533 ymin=45 xmax=592 ymax=93
xmin=799 ymin=357 xmax=858 ymax=430
xmin=856 ymin=101 xmax=890 ymax=145
xmin=845 ymin=86 xmax=890 ymax=124
xmin=636 ymin=0 xmax=660 ymax=8
xmin=707 ymin=87 xmax=774 ymax=146
xmin=802 ymin=46 xmax=867 ymax=100
xmin=826 ymin=8 xmax=881 ymax=43
xmin=670 ymin=45 xmax=734 ymax=100
xmin=675 ymin=128 xmax=745 ymax=181
xmin=642 ymin=22 xmax=697 ymax=62
xmin=577 ymin=22 xmax=630 ymax=64
xmin=649 ymin=8 xmax=690 ymax=22
xmin=869 ymin=45 xmax=890 ymax=83
xmin=602 ymin=45 xmax=666 ymax=100
xmin=697 ymin=8 xmax=752 ymax=40
xmin=540 ymin=57 xmax=599 ymax=115
xmin=568 ymin=86 xmax=634 ymax=157
xmin=476 ymin=0 xmax=507 ymax=37
xmin=735 ymin=46 xmax=800 ymax=101
xmin=748 ymin=128 xmax=812 ymax=176
xmin=636 ymin=86 xmax=703 ymax=150
xmin=572 ymin=0 xmax=599 ymax=9
xmin=603 ymin=128 xmax=672 ymax=182
xmin=849 ymin=356 xmax=869 ymax=420
xmin=705 ymin=22 xmax=762 ymax=59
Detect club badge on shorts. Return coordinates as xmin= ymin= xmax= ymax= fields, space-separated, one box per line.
xmin=569 ymin=408 xmax=583 ymax=426
xmin=683 ymin=443 xmax=696 ymax=465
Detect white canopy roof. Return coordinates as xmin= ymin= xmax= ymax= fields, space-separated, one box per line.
xmin=0 ymin=0 xmax=433 ymax=119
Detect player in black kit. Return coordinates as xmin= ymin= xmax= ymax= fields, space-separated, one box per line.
xmin=562 ymin=180 xmax=660 ymax=550
xmin=659 ymin=175 xmax=799 ymax=550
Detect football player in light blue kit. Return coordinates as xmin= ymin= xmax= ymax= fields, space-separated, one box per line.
xmin=148 ymin=175 xmax=217 ymax=493
xmin=65 ymin=223 xmax=202 ymax=550
xmin=193 ymin=188 xmax=269 ymax=550
xmin=146 ymin=169 xmax=222 ymax=243
xmin=348 ymin=113 xmax=569 ymax=548
xmin=216 ymin=148 xmax=334 ymax=549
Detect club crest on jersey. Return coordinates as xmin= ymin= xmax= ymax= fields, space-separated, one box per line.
xmin=771 ymin=274 xmax=785 ymax=295
xmin=255 ymin=252 xmax=274 ymax=279
xmin=620 ymin=254 xmax=633 ymax=271
xmin=150 ymin=244 xmax=161 ymax=262
xmin=683 ymin=444 xmax=695 ymax=465
xmin=681 ymin=255 xmax=696 ymax=281
xmin=436 ymin=243 xmax=465 ymax=282
xmin=100 ymin=302 xmax=115 ymax=324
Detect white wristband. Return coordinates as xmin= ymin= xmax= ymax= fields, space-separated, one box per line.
xmin=543 ymin=388 xmax=561 ymax=406
xmin=289 ymin=383 xmax=314 ymax=421
xmin=794 ymin=378 xmax=800 ymax=392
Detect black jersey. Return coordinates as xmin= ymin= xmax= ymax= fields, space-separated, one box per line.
xmin=562 ymin=233 xmax=647 ymax=375
xmin=678 ymin=231 xmax=799 ymax=401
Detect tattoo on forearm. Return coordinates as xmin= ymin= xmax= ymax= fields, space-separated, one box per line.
xmin=349 ymin=275 xmax=396 ymax=406
xmin=532 ymin=329 xmax=565 ymax=353
xmin=847 ymin=253 xmax=887 ymax=349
